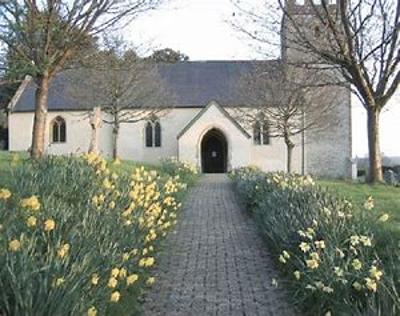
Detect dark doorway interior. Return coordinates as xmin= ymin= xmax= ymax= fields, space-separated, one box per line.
xmin=201 ymin=128 xmax=227 ymax=173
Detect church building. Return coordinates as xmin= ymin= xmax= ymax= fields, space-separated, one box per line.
xmin=7 ymin=0 xmax=352 ymax=177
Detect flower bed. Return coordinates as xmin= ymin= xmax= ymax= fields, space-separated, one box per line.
xmin=231 ymin=167 xmax=400 ymax=315
xmin=0 ymin=154 xmax=197 ymax=315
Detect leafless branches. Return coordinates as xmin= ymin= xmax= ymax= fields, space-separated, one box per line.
xmin=232 ymin=61 xmax=336 ymax=172
xmin=0 ymin=0 xmax=168 ymax=158
xmin=66 ymin=36 xmax=173 ymax=158
xmin=231 ymin=0 xmax=399 ymax=182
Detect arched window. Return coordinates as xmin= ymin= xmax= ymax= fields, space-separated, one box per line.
xmin=253 ymin=118 xmax=270 ymax=146
xmin=154 ymin=122 xmax=161 ymax=147
xmin=253 ymin=121 xmax=261 ymax=145
xmin=145 ymin=122 xmax=153 ymax=147
xmin=145 ymin=120 xmax=162 ymax=148
xmin=51 ymin=116 xmax=66 ymax=143
xmin=262 ymin=121 xmax=270 ymax=145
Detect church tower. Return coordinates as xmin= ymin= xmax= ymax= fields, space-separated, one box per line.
xmin=281 ymin=0 xmax=337 ymax=64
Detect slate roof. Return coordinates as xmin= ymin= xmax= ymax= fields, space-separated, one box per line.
xmin=11 ymin=60 xmax=280 ymax=112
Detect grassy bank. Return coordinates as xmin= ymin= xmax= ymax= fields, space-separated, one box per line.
xmin=231 ymin=168 xmax=400 ymax=316
xmin=0 ymin=152 xmax=198 ymax=315
xmin=319 ymin=180 xmax=400 ymax=234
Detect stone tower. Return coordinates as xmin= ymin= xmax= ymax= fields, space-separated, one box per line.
xmin=281 ymin=0 xmax=338 ymax=64
xmin=280 ymin=0 xmax=352 ymax=178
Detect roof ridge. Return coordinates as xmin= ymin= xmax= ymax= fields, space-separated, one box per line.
xmin=163 ymin=59 xmax=280 ymax=63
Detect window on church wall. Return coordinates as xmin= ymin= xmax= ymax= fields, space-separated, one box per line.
xmin=262 ymin=121 xmax=270 ymax=145
xmin=145 ymin=122 xmax=153 ymax=147
xmin=154 ymin=122 xmax=161 ymax=147
xmin=253 ymin=120 xmax=270 ymax=146
xmin=51 ymin=116 xmax=66 ymax=143
xmin=145 ymin=120 xmax=162 ymax=148
xmin=253 ymin=121 xmax=261 ymax=145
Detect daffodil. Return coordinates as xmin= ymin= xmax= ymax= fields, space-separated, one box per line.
xmin=87 ymin=306 xmax=97 ymax=316
xmin=352 ymin=259 xmax=362 ymax=271
xmin=122 ymin=252 xmax=130 ymax=262
xmin=299 ymin=242 xmax=311 ymax=253
xmin=306 ymin=259 xmax=319 ymax=269
xmin=103 ymin=178 xmax=112 ymax=190
xmin=322 ymin=286 xmax=334 ymax=294
xmin=310 ymin=252 xmax=320 ymax=261
xmin=350 ymin=235 xmax=360 ymax=246
xmin=111 ymin=268 xmax=120 ymax=278
xmin=360 ymin=235 xmax=372 ymax=247
xmin=119 ymin=268 xmax=127 ymax=279
xmin=282 ymin=250 xmax=290 ymax=259
xmin=146 ymin=277 xmax=155 ymax=286
xmin=20 ymin=196 xmax=41 ymax=211
xmin=315 ymin=240 xmax=326 ymax=250
xmin=0 ymin=188 xmax=11 ymax=200
xmin=110 ymin=291 xmax=121 ymax=302
xmin=127 ymin=274 xmax=139 ymax=286
xmin=107 ymin=277 xmax=118 ymax=288
xmin=91 ymin=274 xmax=99 ymax=286
xmin=364 ymin=196 xmax=374 ymax=210
xmin=57 ymin=243 xmax=70 ymax=259
xmin=9 ymin=239 xmax=21 ymax=252
xmin=26 ymin=216 xmax=37 ymax=228
xmin=334 ymin=267 xmax=344 ymax=277
xmin=293 ymin=271 xmax=301 ymax=280
xmin=53 ymin=277 xmax=65 ymax=287
xmin=364 ymin=277 xmax=377 ymax=292
xmin=378 ymin=213 xmax=389 ymax=222
xmin=369 ymin=265 xmax=383 ymax=281
xmin=44 ymin=219 xmax=56 ymax=232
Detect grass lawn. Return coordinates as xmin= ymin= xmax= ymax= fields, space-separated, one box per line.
xmin=319 ymin=179 xmax=400 ymax=234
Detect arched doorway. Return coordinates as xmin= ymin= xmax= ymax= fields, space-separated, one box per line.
xmin=201 ymin=128 xmax=228 ymax=173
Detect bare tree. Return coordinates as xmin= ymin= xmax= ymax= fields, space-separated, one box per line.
xmin=232 ymin=0 xmax=399 ymax=183
xmin=67 ymin=37 xmax=173 ymax=159
xmin=0 ymin=0 xmax=167 ymax=159
xmin=232 ymin=62 xmax=336 ymax=173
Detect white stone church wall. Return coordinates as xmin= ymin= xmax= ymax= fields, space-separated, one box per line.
xmin=8 ymin=111 xmax=113 ymax=156
xmin=117 ymin=108 xmax=200 ymax=163
xmin=8 ymin=103 xmax=350 ymax=177
xmin=224 ymin=108 xmax=303 ymax=173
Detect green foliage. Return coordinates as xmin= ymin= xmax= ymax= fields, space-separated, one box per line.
xmin=0 ymin=154 xmax=197 ymax=315
xmin=231 ymin=167 xmax=400 ymax=316
xmin=160 ymin=158 xmax=199 ymax=186
xmin=148 ymin=48 xmax=189 ymax=63
xmin=319 ymin=179 xmax=400 ymax=235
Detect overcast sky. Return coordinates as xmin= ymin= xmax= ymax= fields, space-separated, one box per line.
xmin=126 ymin=0 xmax=399 ymax=157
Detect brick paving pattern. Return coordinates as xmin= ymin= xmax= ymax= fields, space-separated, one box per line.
xmin=143 ymin=174 xmax=296 ymax=316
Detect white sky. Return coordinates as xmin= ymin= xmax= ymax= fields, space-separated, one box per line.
xmin=126 ymin=0 xmax=400 ymax=157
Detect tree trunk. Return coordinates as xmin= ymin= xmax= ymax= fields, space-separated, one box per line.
xmin=367 ymin=107 xmax=383 ymax=183
xmin=112 ymin=124 xmax=119 ymax=160
xmin=285 ymin=136 xmax=295 ymax=173
xmin=89 ymin=125 xmax=99 ymax=154
xmin=31 ymin=75 xmax=50 ymax=159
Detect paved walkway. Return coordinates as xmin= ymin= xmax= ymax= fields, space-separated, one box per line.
xmin=143 ymin=175 xmax=295 ymax=316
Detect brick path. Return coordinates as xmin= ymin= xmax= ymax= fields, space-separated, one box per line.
xmin=143 ymin=174 xmax=295 ymax=316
